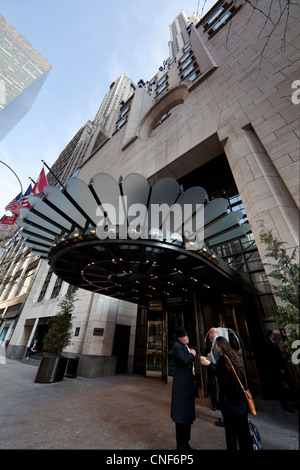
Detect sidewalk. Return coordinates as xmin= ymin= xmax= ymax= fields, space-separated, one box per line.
xmin=0 ymin=359 xmax=298 ymax=451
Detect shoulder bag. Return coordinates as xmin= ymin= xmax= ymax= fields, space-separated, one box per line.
xmin=224 ymin=354 xmax=256 ymax=416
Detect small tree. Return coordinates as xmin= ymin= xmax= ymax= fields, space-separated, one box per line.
xmin=42 ymin=286 xmax=78 ymax=355
xmin=259 ymin=227 xmax=299 ymax=357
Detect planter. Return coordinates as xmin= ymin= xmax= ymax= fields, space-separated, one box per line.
xmin=34 ymin=353 xmax=68 ymax=383
xmin=65 ymin=356 xmax=80 ymax=378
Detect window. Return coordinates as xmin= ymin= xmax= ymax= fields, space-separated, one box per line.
xmin=153 ymin=111 xmax=171 ymax=129
xmin=155 ymin=74 xmax=169 ymax=99
xmin=207 ymin=7 xmax=224 ymax=24
xmin=201 ymin=1 xmax=242 ymax=38
xmin=37 ymin=267 xmax=53 ymax=302
xmin=50 ymin=276 xmax=63 ymax=299
xmin=180 ymin=63 xmax=200 ymax=81
xmin=181 ymin=57 xmax=193 ymax=71
xmin=212 ymin=11 xmax=231 ymax=30
xmin=14 ymin=267 xmax=36 ymax=297
xmin=120 ymin=106 xmax=129 ymax=118
xmin=168 ymin=58 xmax=176 ymax=69
xmin=157 ymin=82 xmax=168 ymax=95
xmin=116 ymin=116 xmax=127 ymax=130
xmin=178 ymin=48 xmax=199 ymax=83
xmin=187 ymin=70 xmax=200 ymax=82
xmin=157 ymin=74 xmax=167 ymax=87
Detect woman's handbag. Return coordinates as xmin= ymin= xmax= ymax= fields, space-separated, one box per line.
xmin=224 ymin=354 xmax=257 ymax=416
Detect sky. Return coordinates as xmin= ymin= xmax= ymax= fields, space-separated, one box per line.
xmin=0 ymin=0 xmax=216 ymax=216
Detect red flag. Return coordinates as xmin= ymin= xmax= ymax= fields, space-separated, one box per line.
xmin=32 ymin=168 xmax=48 ymax=195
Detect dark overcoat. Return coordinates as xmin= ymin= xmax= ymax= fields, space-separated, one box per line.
xmin=171 ymin=340 xmax=196 ymax=424
xmin=208 ymin=355 xmax=248 ymax=416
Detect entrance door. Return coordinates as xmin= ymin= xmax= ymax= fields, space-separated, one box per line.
xmin=113 ymin=324 xmax=131 ymax=373
xmin=146 ymin=319 xmax=163 ymax=377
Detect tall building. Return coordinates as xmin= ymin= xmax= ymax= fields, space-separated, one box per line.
xmin=0 ymin=14 xmax=52 ymax=140
xmin=94 ymin=73 xmax=136 ymax=128
xmin=4 ymin=2 xmax=299 ymax=399
xmin=88 ymin=73 xmax=136 ymax=152
xmin=0 ymin=74 xmax=136 ymax=352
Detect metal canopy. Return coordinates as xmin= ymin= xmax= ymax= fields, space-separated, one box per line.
xmin=49 ymin=238 xmax=251 ymax=303
xmin=17 ymin=173 xmax=252 ymax=302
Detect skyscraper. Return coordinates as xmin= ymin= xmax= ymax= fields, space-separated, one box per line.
xmin=0 ymin=14 xmax=52 ymax=140
xmin=88 ymin=73 xmax=136 ymax=153
xmin=93 ymin=73 xmax=136 ymax=129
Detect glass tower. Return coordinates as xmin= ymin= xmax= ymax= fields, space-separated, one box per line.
xmin=0 ymin=14 xmax=52 ymax=140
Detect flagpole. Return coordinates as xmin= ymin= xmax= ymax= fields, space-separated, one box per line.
xmin=0 ymin=161 xmax=23 ymax=195
xmin=41 ymin=159 xmax=64 ymax=187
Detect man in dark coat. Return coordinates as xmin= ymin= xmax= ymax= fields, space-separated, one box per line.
xmin=171 ymin=326 xmax=197 ymax=450
xmin=265 ymin=330 xmax=294 ymax=412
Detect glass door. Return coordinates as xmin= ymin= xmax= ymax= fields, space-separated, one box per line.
xmin=146 ymin=319 xmax=163 ymax=377
xmin=146 ymin=301 xmax=164 ymax=377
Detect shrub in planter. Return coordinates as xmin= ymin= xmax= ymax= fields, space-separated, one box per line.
xmin=35 ymin=286 xmax=78 ymax=383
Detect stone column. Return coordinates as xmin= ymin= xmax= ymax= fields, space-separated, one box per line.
xmin=222 ymin=125 xmax=299 ymax=258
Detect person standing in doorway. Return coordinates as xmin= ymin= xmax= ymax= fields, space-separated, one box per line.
xmin=265 ymin=330 xmax=294 ymax=412
xmin=206 ymin=328 xmax=221 ymax=411
xmin=171 ymin=326 xmax=197 ymax=451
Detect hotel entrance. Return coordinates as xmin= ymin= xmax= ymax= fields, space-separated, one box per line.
xmin=135 ymin=295 xmax=203 ymax=381
xmin=133 ymin=281 xmax=265 ymax=397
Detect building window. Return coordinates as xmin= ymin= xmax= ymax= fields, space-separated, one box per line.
xmin=187 ymin=70 xmax=200 ymax=82
xmin=116 ymin=116 xmax=127 ymax=130
xmin=201 ymin=1 xmax=243 ymax=38
xmin=50 ymin=276 xmax=63 ymax=299
xmin=1 ymin=281 xmax=15 ymax=302
xmin=115 ymin=100 xmax=132 ymax=131
xmin=212 ymin=11 xmax=231 ymax=30
xmin=178 ymin=49 xmax=192 ymax=65
xmin=180 ymin=62 xmax=200 ymax=81
xmin=178 ymin=47 xmax=200 ymax=83
xmin=120 ymin=105 xmax=129 ymax=118
xmin=168 ymin=58 xmax=176 ymax=69
xmin=153 ymin=111 xmax=171 ymax=129
xmin=155 ymin=74 xmax=169 ymax=100
xmin=37 ymin=267 xmax=53 ymax=302
xmin=181 ymin=56 xmax=193 ymax=71
xmin=156 ymin=82 xmax=168 ymax=97
xmin=14 ymin=266 xmax=36 ymax=297
xmin=157 ymin=74 xmax=168 ymax=87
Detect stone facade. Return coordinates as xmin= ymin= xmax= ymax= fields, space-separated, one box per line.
xmin=4 ymin=1 xmax=299 ymax=380
xmin=80 ymin=1 xmax=299 ymax=259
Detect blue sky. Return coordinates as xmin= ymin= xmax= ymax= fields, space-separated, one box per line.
xmin=0 ymin=0 xmax=216 ymax=215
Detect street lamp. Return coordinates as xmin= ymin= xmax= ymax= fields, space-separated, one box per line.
xmin=0 ymin=160 xmax=23 ymax=196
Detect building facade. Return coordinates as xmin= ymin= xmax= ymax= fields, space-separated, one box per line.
xmin=1 ymin=74 xmax=138 ymax=375
xmin=4 ymin=1 xmax=299 ymax=396
xmin=0 ymin=14 xmax=52 ymax=140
